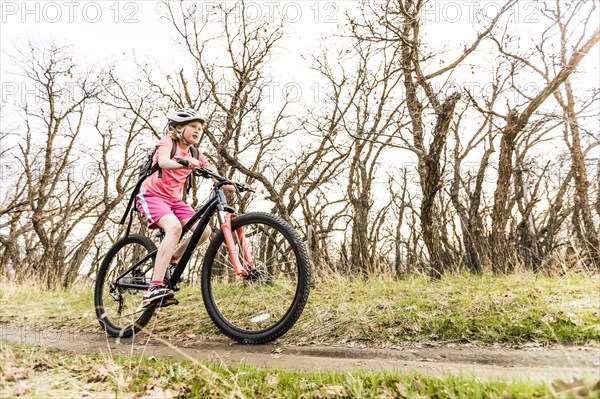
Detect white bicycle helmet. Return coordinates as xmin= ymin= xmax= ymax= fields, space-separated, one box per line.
xmin=167 ymin=108 xmax=205 ymax=145
xmin=167 ymin=108 xmax=205 ymax=126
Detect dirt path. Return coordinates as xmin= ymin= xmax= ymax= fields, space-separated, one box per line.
xmin=2 ymin=323 xmax=598 ymax=381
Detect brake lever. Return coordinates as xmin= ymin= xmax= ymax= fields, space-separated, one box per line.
xmin=193 ymin=167 xmax=214 ymax=178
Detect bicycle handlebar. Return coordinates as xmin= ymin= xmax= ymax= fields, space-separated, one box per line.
xmin=192 ymin=167 xmax=254 ymax=193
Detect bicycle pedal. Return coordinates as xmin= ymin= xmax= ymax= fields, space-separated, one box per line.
xmin=158 ymin=298 xmax=179 ymax=308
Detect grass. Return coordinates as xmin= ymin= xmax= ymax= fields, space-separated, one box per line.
xmin=1 ymin=272 xmax=598 ymax=345
xmin=3 ymin=342 xmax=597 ymax=398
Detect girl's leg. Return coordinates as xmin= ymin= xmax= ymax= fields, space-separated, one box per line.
xmin=152 ymin=213 xmax=182 ymax=283
xmin=171 ymin=218 xmax=212 ymax=261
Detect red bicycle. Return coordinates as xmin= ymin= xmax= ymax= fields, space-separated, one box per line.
xmin=94 ymin=167 xmax=310 ymax=344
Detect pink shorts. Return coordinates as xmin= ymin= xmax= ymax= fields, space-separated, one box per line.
xmin=136 ymin=190 xmax=196 ymax=229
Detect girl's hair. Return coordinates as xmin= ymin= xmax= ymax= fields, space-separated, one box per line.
xmin=165 ymin=124 xmax=181 ymax=142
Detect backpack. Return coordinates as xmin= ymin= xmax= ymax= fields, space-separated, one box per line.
xmin=137 ymin=138 xmax=198 ymax=181
xmin=120 ymin=138 xmax=198 ymax=227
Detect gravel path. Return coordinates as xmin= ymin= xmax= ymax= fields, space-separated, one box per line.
xmin=2 ymin=323 xmax=598 ymax=381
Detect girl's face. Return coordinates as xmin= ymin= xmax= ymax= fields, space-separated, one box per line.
xmin=177 ymin=120 xmax=203 ymax=145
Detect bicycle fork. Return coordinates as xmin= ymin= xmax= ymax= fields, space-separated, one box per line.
xmin=218 ymin=211 xmax=254 ymax=277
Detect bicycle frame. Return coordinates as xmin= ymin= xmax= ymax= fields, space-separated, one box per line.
xmin=114 ymin=185 xmax=253 ymax=291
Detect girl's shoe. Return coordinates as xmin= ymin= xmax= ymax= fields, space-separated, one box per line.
xmin=137 ymin=285 xmax=174 ymax=311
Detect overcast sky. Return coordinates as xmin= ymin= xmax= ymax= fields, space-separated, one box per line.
xmin=0 ymin=1 xmax=344 ymax=78
xmin=2 ymin=1 xmax=597 ymax=102
xmin=1 ymin=1 xmax=598 ymax=145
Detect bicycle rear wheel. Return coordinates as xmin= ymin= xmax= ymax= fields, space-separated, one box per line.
xmin=202 ymin=212 xmax=310 ymax=344
xmin=94 ymin=234 xmax=156 ymax=338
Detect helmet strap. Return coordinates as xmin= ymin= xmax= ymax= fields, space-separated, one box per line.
xmin=180 ymin=132 xmax=191 ymax=146
xmin=176 ymin=125 xmax=192 ymax=146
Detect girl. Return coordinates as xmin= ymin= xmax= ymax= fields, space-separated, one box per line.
xmin=136 ymin=108 xmax=229 ymax=309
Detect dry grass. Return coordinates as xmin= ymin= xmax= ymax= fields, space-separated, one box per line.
xmin=0 ymin=341 xmax=240 ymax=398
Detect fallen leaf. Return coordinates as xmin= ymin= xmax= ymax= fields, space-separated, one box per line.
xmin=395 ymin=382 xmax=408 ymax=398
xmin=411 ymin=378 xmax=422 ymax=391
xmin=314 ymin=385 xmax=346 ymax=398
xmin=266 ymin=373 xmax=279 ymax=386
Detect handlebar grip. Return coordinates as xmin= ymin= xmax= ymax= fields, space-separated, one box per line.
xmin=193 ymin=168 xmax=254 ymax=192
xmin=176 ymin=158 xmax=189 ymax=167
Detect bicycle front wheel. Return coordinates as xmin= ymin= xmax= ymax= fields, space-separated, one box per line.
xmin=94 ymin=234 xmax=156 ymax=338
xmin=202 ymin=212 xmax=310 ymax=344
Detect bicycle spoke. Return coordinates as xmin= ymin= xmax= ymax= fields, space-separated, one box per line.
xmin=204 ymin=216 xmax=307 ymax=336
xmin=94 ymin=235 xmax=156 ymax=338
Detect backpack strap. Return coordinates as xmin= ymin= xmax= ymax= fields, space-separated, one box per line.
xmin=170 ymin=138 xmax=178 ymax=158
xmin=169 ymin=138 xmax=198 ymax=159
xmin=189 ymin=145 xmax=198 ymax=159
xmin=125 ymin=206 xmax=135 ymax=236
xmin=119 ymin=177 xmax=144 ymax=225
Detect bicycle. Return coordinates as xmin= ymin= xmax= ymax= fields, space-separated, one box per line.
xmin=94 ymin=167 xmax=311 ymax=344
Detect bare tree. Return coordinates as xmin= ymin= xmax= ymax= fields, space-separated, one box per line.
xmin=488 ymin=0 xmax=600 ymax=272
xmin=449 ymin=91 xmax=500 ymax=274
xmin=0 ymin=43 xmax=153 ymax=286
xmin=63 ymin=112 xmax=148 ymax=286
xmin=6 ymin=43 xmax=101 ymax=286
xmin=348 ymin=0 xmax=515 ymax=276
xmin=314 ymin=36 xmax=406 ymax=275
xmin=549 ymin=2 xmax=600 ymax=268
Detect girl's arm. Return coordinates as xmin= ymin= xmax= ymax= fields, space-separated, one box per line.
xmin=156 ymin=145 xmax=234 ymax=191
xmin=156 ymin=145 xmax=189 ymax=170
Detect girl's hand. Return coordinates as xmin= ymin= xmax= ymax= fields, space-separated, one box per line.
xmin=222 ymin=184 xmax=236 ymax=192
xmin=186 ymin=157 xmax=201 ymax=169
